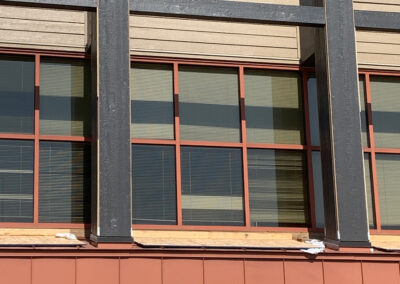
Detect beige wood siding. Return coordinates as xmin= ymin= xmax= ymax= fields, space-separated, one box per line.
xmin=357 ymin=31 xmax=400 ymax=70
xmin=130 ymin=15 xmax=300 ymax=64
xmin=0 ymin=5 xmax=87 ymax=52
xmin=354 ymin=0 xmax=400 ymax=12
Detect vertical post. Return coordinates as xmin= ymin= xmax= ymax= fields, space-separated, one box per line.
xmin=315 ymin=0 xmax=370 ymax=247
xmin=90 ymin=0 xmax=132 ymax=244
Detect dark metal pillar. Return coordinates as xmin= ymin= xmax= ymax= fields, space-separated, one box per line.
xmin=315 ymin=0 xmax=370 ymax=247
xmin=90 ymin=0 xmax=132 ymax=244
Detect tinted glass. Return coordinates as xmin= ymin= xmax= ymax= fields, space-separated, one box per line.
xmin=181 ymin=147 xmax=244 ymax=226
xmin=132 ymin=145 xmax=176 ymax=224
xmin=39 ymin=142 xmax=91 ymax=223
xmin=359 ymin=77 xmax=368 ymax=147
xmin=179 ymin=66 xmax=240 ymax=142
xmin=245 ymin=70 xmax=304 ymax=144
xmin=0 ymin=140 xmax=33 ymax=222
xmin=0 ymin=55 xmax=34 ymax=134
xmin=131 ymin=63 xmax=174 ymax=139
xmin=40 ymin=58 xmax=91 ymax=136
xmin=248 ymin=149 xmax=308 ymax=227
xmin=364 ymin=153 xmax=375 ymax=228
xmin=371 ymin=76 xmax=400 ymax=148
xmin=308 ymin=77 xmax=320 ymax=146
xmin=376 ymin=154 xmax=400 ymax=229
xmin=312 ymin=151 xmax=324 ymax=228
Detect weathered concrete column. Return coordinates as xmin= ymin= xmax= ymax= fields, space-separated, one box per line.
xmin=315 ymin=0 xmax=370 ymax=247
xmin=90 ymin=0 xmax=132 ymax=244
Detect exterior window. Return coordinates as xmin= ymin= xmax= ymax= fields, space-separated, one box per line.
xmin=131 ymin=60 xmax=312 ymax=229
xmin=0 ymin=52 xmax=91 ymax=225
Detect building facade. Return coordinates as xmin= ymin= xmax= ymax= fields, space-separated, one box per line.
xmin=0 ymin=0 xmax=400 ymax=283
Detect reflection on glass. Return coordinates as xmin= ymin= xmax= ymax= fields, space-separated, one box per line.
xmin=132 ymin=145 xmax=176 ymax=225
xmin=0 ymin=140 xmax=33 ymax=222
xmin=39 ymin=142 xmax=91 ymax=223
xmin=371 ymin=76 xmax=400 ymax=148
xmin=376 ymin=154 xmax=400 ymax=229
xmin=131 ymin=63 xmax=174 ymax=139
xmin=179 ymin=66 xmax=240 ymax=142
xmin=308 ymin=77 xmax=320 ymax=146
xmin=40 ymin=58 xmax=91 ymax=136
xmin=359 ymin=77 xmax=368 ymax=147
xmin=364 ymin=153 xmax=375 ymax=228
xmin=181 ymin=147 xmax=244 ymax=226
xmin=0 ymin=55 xmax=34 ymax=134
xmin=312 ymin=151 xmax=324 ymax=228
xmin=248 ymin=149 xmax=308 ymax=227
xmin=245 ymin=70 xmax=304 ymax=144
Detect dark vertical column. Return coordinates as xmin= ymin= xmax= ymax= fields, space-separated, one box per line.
xmin=315 ymin=0 xmax=370 ymax=247
xmin=90 ymin=0 xmax=132 ymax=244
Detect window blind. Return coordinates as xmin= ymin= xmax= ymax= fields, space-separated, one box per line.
xmin=131 ymin=63 xmax=174 ymax=139
xmin=40 ymin=58 xmax=91 ymax=137
xmin=181 ymin=147 xmax=244 ymax=226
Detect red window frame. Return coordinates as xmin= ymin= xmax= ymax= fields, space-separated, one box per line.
xmin=359 ymin=70 xmax=400 ymax=235
xmin=0 ymin=48 xmax=91 ymax=229
xmin=130 ymin=56 xmax=320 ymax=233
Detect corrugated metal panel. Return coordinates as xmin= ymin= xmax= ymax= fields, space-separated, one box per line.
xmin=0 ymin=5 xmax=87 ymax=52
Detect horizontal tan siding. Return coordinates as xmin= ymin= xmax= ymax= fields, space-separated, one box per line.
xmin=0 ymin=5 xmax=87 ymax=52
xmin=130 ymin=15 xmax=300 ymax=64
xmin=354 ymin=0 xmax=400 ymax=12
xmin=357 ymin=30 xmax=400 ymax=70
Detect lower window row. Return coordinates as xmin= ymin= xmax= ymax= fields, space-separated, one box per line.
xmin=132 ymin=145 xmax=309 ymax=227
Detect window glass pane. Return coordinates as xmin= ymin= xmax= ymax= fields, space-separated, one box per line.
xmin=39 ymin=142 xmax=91 ymax=223
xmin=371 ymin=76 xmax=400 ymax=148
xmin=376 ymin=154 xmax=400 ymax=229
xmin=179 ymin=66 xmax=240 ymax=142
xmin=131 ymin=63 xmax=174 ymax=139
xmin=308 ymin=77 xmax=320 ymax=146
xmin=359 ymin=76 xmax=368 ymax=147
xmin=245 ymin=69 xmax=304 ymax=144
xmin=0 ymin=55 xmax=34 ymax=134
xmin=40 ymin=58 xmax=91 ymax=136
xmin=312 ymin=151 xmax=324 ymax=228
xmin=248 ymin=149 xmax=308 ymax=227
xmin=181 ymin=147 xmax=244 ymax=226
xmin=0 ymin=140 xmax=33 ymax=222
xmin=364 ymin=153 xmax=375 ymax=228
xmin=132 ymin=145 xmax=176 ymax=224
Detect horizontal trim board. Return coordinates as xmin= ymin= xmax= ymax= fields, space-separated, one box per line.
xmin=355 ymin=10 xmax=400 ymax=31
xmin=0 ymin=0 xmax=96 ymax=10
xmin=130 ymin=0 xmax=325 ymax=27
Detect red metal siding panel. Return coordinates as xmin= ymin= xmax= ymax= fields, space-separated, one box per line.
xmin=0 ymin=258 xmax=31 ymax=284
xmin=32 ymin=258 xmax=75 ymax=284
xmin=76 ymin=258 xmax=119 ymax=284
xmin=284 ymin=260 xmax=324 ymax=284
xmin=362 ymin=262 xmax=400 ymax=284
xmin=323 ymin=261 xmax=363 ymax=284
xmin=163 ymin=258 xmax=203 ymax=284
xmin=204 ymin=259 xmax=244 ymax=284
xmin=120 ymin=258 xmax=162 ymax=284
xmin=245 ymin=260 xmax=284 ymax=284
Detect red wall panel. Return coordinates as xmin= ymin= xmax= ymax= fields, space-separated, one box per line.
xmin=362 ymin=262 xmax=400 ymax=284
xmin=0 ymin=258 xmax=31 ymax=284
xmin=245 ymin=260 xmax=284 ymax=284
xmin=76 ymin=258 xmax=119 ymax=284
xmin=163 ymin=258 xmax=203 ymax=284
xmin=284 ymin=260 xmax=324 ymax=284
xmin=204 ymin=259 xmax=244 ymax=284
xmin=324 ymin=261 xmax=363 ymax=284
xmin=120 ymin=258 xmax=162 ymax=284
xmin=32 ymin=258 xmax=75 ymax=284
